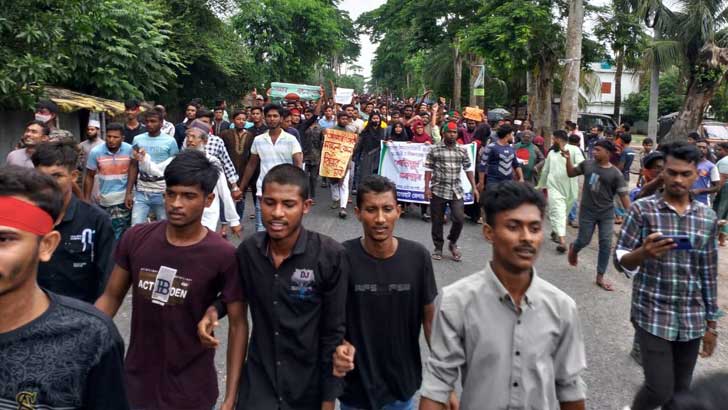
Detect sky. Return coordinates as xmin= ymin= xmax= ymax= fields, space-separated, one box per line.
xmin=339 ymin=0 xmax=611 ymax=81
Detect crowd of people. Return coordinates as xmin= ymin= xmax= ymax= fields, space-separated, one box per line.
xmin=1 ymin=91 xmax=726 ymax=410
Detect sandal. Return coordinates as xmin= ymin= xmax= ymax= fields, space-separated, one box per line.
xmin=431 ymin=250 xmax=443 ymax=260
xmin=556 ymin=243 xmax=567 ymax=253
xmin=449 ymin=243 xmax=462 ymax=262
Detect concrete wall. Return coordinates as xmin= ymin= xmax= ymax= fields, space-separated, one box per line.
xmin=585 ymin=62 xmax=641 ymax=115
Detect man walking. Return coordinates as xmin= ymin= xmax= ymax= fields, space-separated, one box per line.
xmin=33 ymin=140 xmax=115 ymax=303
xmin=85 ymin=123 xmax=134 ymax=239
xmin=617 ymin=142 xmax=718 ymax=410
xmin=536 ymin=130 xmax=584 ymax=253
xmin=419 ymin=182 xmax=587 ymax=410
xmin=96 ymin=150 xmax=247 ymax=410
xmin=238 ymin=104 xmax=303 ymax=231
xmin=122 ymin=99 xmax=146 ymax=144
xmin=332 ymin=175 xmax=448 ymax=410
xmin=565 ymin=139 xmax=630 ymax=291
xmin=424 ymin=121 xmax=478 ymax=262
xmin=198 ymin=164 xmax=347 ymax=410
xmin=125 ymin=110 xmax=179 ymax=225
xmin=0 ymin=166 xmax=129 ymax=410
xmin=477 ymin=125 xmax=523 ymax=194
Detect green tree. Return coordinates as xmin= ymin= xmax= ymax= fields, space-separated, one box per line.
xmin=232 ymin=0 xmax=359 ymax=86
xmin=594 ymin=0 xmax=647 ymax=121
xmin=0 ymin=0 xmax=181 ymax=108
xmin=624 ymin=67 xmax=686 ymax=121
xmin=639 ymin=0 xmax=728 ymax=141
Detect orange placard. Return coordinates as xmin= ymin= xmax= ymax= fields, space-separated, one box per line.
xmin=319 ymin=129 xmax=358 ymax=178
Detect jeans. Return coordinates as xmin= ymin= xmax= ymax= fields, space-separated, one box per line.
xmin=632 ymin=326 xmax=701 ymax=410
xmin=254 ymin=196 xmax=264 ymax=232
xmin=568 ymin=203 xmax=578 ymax=223
xmin=340 ymin=397 xmax=414 ymax=410
xmin=131 ymin=191 xmax=166 ymax=226
xmin=430 ymin=195 xmax=464 ymax=251
xmin=572 ymin=206 xmax=614 ymax=275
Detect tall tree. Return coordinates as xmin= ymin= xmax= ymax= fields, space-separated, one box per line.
xmin=559 ymin=0 xmax=585 ymax=127
xmin=594 ymin=0 xmax=647 ymax=123
xmin=642 ymin=0 xmax=728 ymax=141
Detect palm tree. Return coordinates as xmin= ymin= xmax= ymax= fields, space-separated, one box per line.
xmin=639 ymin=0 xmax=728 ymax=141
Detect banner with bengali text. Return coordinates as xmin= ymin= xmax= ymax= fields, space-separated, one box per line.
xmin=319 ymin=129 xmax=358 ymax=178
xmin=270 ymin=82 xmax=321 ymax=101
xmin=378 ymin=141 xmax=476 ymax=204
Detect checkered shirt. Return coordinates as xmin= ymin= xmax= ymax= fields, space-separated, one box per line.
xmin=424 ymin=143 xmax=472 ymax=200
xmin=616 ymin=193 xmax=719 ymax=341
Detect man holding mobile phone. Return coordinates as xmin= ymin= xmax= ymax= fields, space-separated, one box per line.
xmin=615 ymin=142 xmax=719 ymax=410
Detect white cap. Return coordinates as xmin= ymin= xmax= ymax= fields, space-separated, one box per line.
xmin=88 ymin=119 xmax=101 ymax=128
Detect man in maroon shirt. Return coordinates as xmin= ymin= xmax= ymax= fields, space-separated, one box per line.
xmin=96 ymin=150 xmax=247 ymax=410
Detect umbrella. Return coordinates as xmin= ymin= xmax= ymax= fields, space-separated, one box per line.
xmin=488 ymin=108 xmax=511 ymax=121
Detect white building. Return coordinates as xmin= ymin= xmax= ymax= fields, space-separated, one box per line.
xmin=583 ymin=62 xmax=640 ymax=115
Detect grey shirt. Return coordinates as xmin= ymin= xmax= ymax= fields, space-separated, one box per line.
xmin=5 ymin=148 xmax=33 ymax=168
xmin=421 ymin=266 xmax=587 ymax=410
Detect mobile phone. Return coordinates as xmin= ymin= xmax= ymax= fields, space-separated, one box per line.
xmin=659 ymin=235 xmax=692 ymax=250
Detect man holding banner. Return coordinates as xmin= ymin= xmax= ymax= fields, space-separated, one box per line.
xmin=321 ymin=111 xmax=358 ymax=219
xmin=424 ymin=121 xmax=479 ymax=262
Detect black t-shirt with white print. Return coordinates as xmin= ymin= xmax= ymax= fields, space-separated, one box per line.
xmin=0 ymin=291 xmax=128 ymax=410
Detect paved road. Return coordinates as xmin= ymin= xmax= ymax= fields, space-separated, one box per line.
xmin=113 ymin=196 xmax=728 ymax=409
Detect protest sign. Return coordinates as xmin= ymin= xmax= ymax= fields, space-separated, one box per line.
xmin=378 ymin=141 xmax=477 ymax=204
xmin=319 ymin=129 xmax=358 ymax=179
xmin=270 ymin=82 xmax=321 ymax=101
xmin=334 ymin=88 xmax=355 ymax=105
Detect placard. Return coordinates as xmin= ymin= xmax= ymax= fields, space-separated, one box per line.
xmin=319 ymin=129 xmax=358 ymax=178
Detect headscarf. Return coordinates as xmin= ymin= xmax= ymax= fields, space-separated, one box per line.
xmin=410 ymin=119 xmax=432 ymax=144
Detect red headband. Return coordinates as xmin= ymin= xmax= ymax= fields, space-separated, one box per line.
xmin=0 ymin=196 xmax=54 ymax=235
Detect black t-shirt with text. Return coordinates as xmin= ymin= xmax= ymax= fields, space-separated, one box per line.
xmin=0 ymin=292 xmax=128 ymax=410
xmin=341 ymin=237 xmax=438 ymax=409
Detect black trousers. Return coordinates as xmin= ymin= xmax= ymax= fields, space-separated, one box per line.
xmin=304 ymin=161 xmax=318 ymax=199
xmin=632 ymin=326 xmax=701 ymax=410
xmin=430 ymin=195 xmax=464 ymax=251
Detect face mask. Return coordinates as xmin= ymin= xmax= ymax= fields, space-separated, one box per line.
xmin=35 ymin=113 xmax=52 ymax=123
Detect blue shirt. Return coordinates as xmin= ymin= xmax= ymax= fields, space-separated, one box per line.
xmin=479 ymin=142 xmax=520 ymax=184
xmin=86 ymin=142 xmax=133 ymax=206
xmin=132 ymin=132 xmax=178 ymax=164
xmin=318 ymin=117 xmax=336 ymax=130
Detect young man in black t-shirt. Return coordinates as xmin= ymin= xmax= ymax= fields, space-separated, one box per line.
xmin=0 ymin=166 xmax=128 ymax=410
xmin=333 ymin=175 xmax=455 ymax=410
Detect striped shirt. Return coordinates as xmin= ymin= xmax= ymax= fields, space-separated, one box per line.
xmin=616 ymin=193 xmax=719 ymax=341
xmin=86 ymin=142 xmax=133 ymax=206
xmin=250 ymin=130 xmax=302 ymax=195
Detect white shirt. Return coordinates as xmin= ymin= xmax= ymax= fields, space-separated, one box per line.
xmin=250 ymin=130 xmax=302 ymax=195
xmin=137 ymin=150 xmax=240 ymax=230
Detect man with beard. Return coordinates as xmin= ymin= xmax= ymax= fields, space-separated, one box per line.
xmin=0 ymin=166 xmax=129 ymax=410
xmin=197 ymin=164 xmax=347 ymax=410
xmin=122 ymin=99 xmax=146 ymax=144
xmin=332 ymin=175 xmax=457 ymax=410
xmin=419 ymin=182 xmax=587 ymax=410
xmin=134 ymin=120 xmax=241 ymax=236
xmin=617 ymin=142 xmax=718 ymax=410
xmin=96 ymin=150 xmax=247 ymax=410
xmin=79 ymin=119 xmax=105 ymax=195
xmin=425 ymin=121 xmax=479 ymax=262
